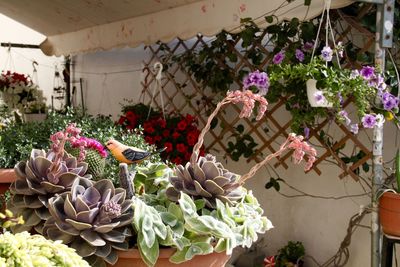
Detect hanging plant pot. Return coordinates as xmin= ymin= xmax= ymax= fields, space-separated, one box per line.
xmin=107 ymin=248 xmax=231 ymax=267
xmin=306 ymin=79 xmax=333 ymax=108
xmin=0 ymin=168 xmax=17 ymax=195
xmin=379 ymin=191 xmax=400 ymax=236
xmin=23 ymin=113 xmax=47 ymax=122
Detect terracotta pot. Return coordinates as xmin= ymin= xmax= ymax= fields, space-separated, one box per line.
xmin=107 ymin=248 xmax=230 ymax=267
xmin=0 ymin=168 xmax=17 ymax=195
xmin=306 ymin=79 xmax=333 ymax=108
xmin=379 ymin=191 xmax=400 ymax=236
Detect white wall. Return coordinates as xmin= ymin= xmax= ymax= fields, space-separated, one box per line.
xmin=71 ymin=39 xmax=399 ymax=267
xmin=0 ymin=14 xmax=64 ymax=108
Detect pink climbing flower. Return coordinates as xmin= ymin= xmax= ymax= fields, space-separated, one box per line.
xmin=227 ymin=90 xmax=268 ymax=120
xmin=287 ymin=133 xmax=317 ymax=171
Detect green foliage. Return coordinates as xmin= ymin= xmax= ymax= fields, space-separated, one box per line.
xmin=276 ymin=241 xmax=305 ymax=267
xmin=132 ymin=165 xmax=272 ymax=266
xmin=0 ymin=108 xmax=159 ymax=186
xmin=0 ymin=231 xmax=90 ymax=267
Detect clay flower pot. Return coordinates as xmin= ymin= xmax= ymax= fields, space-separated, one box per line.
xmin=379 ymin=191 xmax=400 ymax=236
xmin=107 ymin=248 xmax=230 ymax=267
xmin=306 ymin=79 xmax=333 ymax=108
xmin=0 ymin=168 xmax=18 ymax=195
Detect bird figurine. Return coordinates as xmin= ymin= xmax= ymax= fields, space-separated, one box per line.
xmin=106 ymin=139 xmax=165 ymax=164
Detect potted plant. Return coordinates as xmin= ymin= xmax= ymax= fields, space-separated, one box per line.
xmin=109 ymin=89 xmax=316 ymax=266
xmin=379 ymin=149 xmax=400 ymax=236
xmin=268 ymin=45 xmax=399 ymax=134
xmin=263 ymin=241 xmax=305 ymax=267
xmin=7 ymin=85 xmax=317 ymax=267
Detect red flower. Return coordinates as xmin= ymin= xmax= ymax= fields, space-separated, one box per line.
xmin=264 ymin=256 xmax=275 ymax=267
xmin=162 ymin=129 xmax=170 ymax=138
xmin=172 ymin=132 xmax=180 ymax=140
xmin=176 ymin=143 xmax=187 ymax=153
xmin=145 ymin=136 xmax=154 ymax=144
xmin=177 ymin=120 xmax=188 ymax=131
xmin=143 ymin=122 xmax=155 ymax=134
xmin=118 ymin=116 xmax=127 ymax=125
xmin=164 ymin=142 xmax=173 ymax=152
xmin=126 ymin=111 xmax=138 ymax=125
xmin=185 ymin=114 xmax=195 ymax=123
xmin=186 ymin=130 xmax=199 ymax=146
xmin=158 ymin=118 xmax=167 ymax=128
xmin=184 ymin=152 xmax=191 ymax=161
xmin=154 ymin=135 xmax=162 ymax=143
xmin=172 ymin=157 xmax=182 ymax=165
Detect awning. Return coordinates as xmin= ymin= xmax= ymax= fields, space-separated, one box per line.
xmin=0 ymin=0 xmax=352 ymax=56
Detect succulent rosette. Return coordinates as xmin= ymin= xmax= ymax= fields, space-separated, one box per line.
xmin=8 ymin=149 xmax=89 ymax=233
xmin=166 ymin=153 xmax=244 ymax=208
xmin=43 ymin=178 xmax=134 ymax=265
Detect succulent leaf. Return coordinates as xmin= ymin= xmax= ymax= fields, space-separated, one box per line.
xmin=167 ymin=154 xmax=244 ymax=208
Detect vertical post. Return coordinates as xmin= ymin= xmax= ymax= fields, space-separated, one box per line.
xmin=63 ymin=56 xmax=71 ymax=108
xmin=372 ymin=4 xmax=385 ymax=267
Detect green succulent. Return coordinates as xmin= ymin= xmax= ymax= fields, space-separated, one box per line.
xmin=166 ymin=154 xmax=244 ymax=208
xmin=0 ymin=231 xmax=90 ymax=267
xmin=43 ymin=178 xmax=134 ymax=266
xmin=68 ymin=147 xmax=106 ymax=180
xmin=7 ymin=149 xmax=88 ymax=234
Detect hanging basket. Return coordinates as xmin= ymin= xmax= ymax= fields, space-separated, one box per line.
xmin=306 ymin=79 xmax=333 ymax=108
xmin=379 ymin=191 xmax=400 ymax=236
xmin=106 ymin=248 xmax=230 ymax=267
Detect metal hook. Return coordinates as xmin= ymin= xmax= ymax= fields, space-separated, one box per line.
xmin=32 ymin=61 xmax=38 ymax=72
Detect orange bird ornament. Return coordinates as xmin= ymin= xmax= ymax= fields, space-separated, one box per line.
xmin=106 ymin=139 xmax=165 ymax=164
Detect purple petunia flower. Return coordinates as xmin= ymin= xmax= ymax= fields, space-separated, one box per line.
xmin=339 ymin=110 xmax=351 ymax=125
xmin=381 ymin=92 xmax=400 ymax=111
xmin=321 ymin=46 xmax=333 ymax=62
xmin=295 ymin=49 xmax=305 ymax=62
xmin=304 ymin=127 xmax=310 ymax=139
xmin=360 ymin=66 xmax=375 ymax=80
xmin=350 ymin=124 xmax=359 ymax=134
xmin=361 ymin=114 xmax=376 ymax=128
xmin=243 ymin=70 xmax=270 ymax=95
xmin=302 ymin=42 xmax=314 ymax=51
xmin=314 ymin=90 xmax=326 ymax=105
xmin=273 ymin=51 xmax=285 ymax=64
xmin=338 ymin=92 xmax=344 ymax=106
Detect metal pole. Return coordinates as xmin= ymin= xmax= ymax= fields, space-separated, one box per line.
xmin=372 ymin=3 xmax=385 ymax=267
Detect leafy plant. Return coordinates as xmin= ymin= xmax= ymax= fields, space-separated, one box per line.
xmin=275 ymin=241 xmax=305 ymax=267
xmin=0 ymin=108 xmax=159 ymax=186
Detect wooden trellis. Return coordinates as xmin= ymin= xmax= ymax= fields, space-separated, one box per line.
xmin=140 ymin=11 xmax=375 ymax=180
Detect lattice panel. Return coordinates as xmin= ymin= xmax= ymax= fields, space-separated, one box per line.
xmin=140 ymin=10 xmax=375 ymax=180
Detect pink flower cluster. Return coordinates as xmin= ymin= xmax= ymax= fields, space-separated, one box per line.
xmin=70 ymin=136 xmax=108 ymax=160
xmin=287 ymin=133 xmax=317 ymax=171
xmin=227 ymin=90 xmax=268 ymax=120
xmin=50 ymin=123 xmax=81 ymax=155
